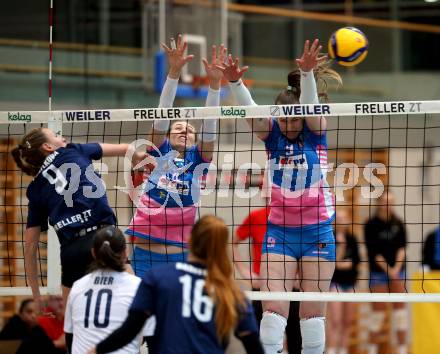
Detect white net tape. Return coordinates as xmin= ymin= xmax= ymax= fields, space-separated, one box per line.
xmin=2 ymin=100 xmax=440 ymax=124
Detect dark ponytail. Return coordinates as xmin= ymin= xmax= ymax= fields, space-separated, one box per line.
xmin=11 ymin=128 xmax=49 ymax=176
xmin=275 ymin=58 xmax=342 ymax=105
xmin=90 ymin=226 xmax=126 ymax=272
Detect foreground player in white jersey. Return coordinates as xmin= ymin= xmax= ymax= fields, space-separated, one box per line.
xmin=64 ymin=226 xmax=146 ymax=354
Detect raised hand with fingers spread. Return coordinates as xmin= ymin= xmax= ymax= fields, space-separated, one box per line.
xmin=161 ymin=34 xmax=194 ymax=79
xmin=202 ymin=44 xmax=228 ymax=90
xmin=216 ymin=54 xmax=249 ymax=83
xmin=295 ymin=39 xmax=327 ymax=73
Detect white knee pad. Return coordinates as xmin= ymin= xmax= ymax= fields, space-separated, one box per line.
xmin=300 ymin=317 xmax=325 ymax=354
xmin=369 ymin=311 xmax=385 ymax=332
xmin=260 ymin=311 xmax=287 ymax=354
xmin=393 ymin=308 xmax=408 ymax=331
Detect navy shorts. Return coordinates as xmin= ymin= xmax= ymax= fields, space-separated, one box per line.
xmin=60 ymin=232 xmax=95 ymax=288
xmin=262 ymin=221 xmax=336 ymax=261
xmin=331 ymin=282 xmax=356 ymax=292
xmin=369 ymin=271 xmax=406 ymax=287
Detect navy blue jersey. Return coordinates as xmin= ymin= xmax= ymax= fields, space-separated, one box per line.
xmin=131 ymin=262 xmax=258 ymax=354
xmin=26 ymin=143 xmax=116 ymax=244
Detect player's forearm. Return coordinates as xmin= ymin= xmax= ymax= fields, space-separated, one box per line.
xmin=239 ymin=332 xmax=264 ymax=354
xmin=24 ymin=227 xmax=41 ymax=298
xmin=24 ymin=240 xmax=40 ymax=297
xmin=198 ymin=87 xmax=219 ymax=161
xmin=229 ymin=79 xmax=256 ymax=106
xmin=149 ymin=77 xmax=177 ymax=146
xmin=96 ymin=309 xmax=148 ymax=354
xmin=100 ymin=143 xmax=130 ymax=157
xmin=300 ymin=69 xmax=327 ymax=133
xmin=65 ymin=333 xmax=73 ymax=354
xmin=158 ymin=76 xmax=178 ymax=108
xmin=393 ymin=248 xmax=406 ymax=271
xmin=53 ymin=334 xmax=66 ymax=349
xmin=374 ymin=255 xmax=388 ymax=272
xmin=299 ymin=69 xmax=319 ymax=105
xmin=336 ymin=260 xmax=353 ymax=270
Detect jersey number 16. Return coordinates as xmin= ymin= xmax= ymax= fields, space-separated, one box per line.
xmin=179 ymin=275 xmax=213 ymax=322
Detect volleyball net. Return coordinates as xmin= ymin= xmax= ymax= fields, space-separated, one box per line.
xmin=0 ymin=100 xmax=439 ymax=301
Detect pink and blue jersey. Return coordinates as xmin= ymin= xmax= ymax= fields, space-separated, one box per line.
xmin=265 ymin=119 xmax=335 ymax=229
xmin=125 ymin=140 xmax=210 ymax=247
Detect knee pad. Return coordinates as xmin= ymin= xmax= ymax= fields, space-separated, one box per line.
xmin=260 ymin=311 xmax=287 ymax=354
xmin=369 ymin=311 xmax=385 ymax=332
xmin=300 ymin=317 xmax=325 ymax=354
xmin=393 ymin=308 xmax=408 ymax=331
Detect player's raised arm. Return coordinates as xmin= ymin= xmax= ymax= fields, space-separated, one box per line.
xmin=99 ymin=143 xmax=146 ymax=169
xmin=296 ymin=39 xmax=326 ymax=134
xmin=217 ymin=55 xmax=271 ymax=141
xmin=296 ymin=39 xmax=342 ymax=135
xmin=198 ymin=44 xmax=227 ymax=161
xmin=148 ymin=34 xmax=194 ymax=149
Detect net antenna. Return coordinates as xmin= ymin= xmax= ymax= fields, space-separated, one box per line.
xmin=46 ymin=0 xmax=62 ymax=296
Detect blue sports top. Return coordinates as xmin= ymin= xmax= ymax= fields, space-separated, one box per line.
xmin=145 ymin=139 xmax=209 ymax=208
xmin=125 ymin=140 xmax=210 ymax=246
xmin=264 ymin=119 xmax=335 ymax=228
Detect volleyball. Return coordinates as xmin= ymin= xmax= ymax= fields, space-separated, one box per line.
xmin=328 ymin=27 xmax=368 ymax=67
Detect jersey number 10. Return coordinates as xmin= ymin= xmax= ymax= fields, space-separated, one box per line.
xmin=179 ymin=275 xmax=213 ymax=322
xmin=84 ymin=289 xmax=113 ymax=328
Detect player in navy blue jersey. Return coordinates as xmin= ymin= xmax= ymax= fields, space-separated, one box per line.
xmin=88 ymin=215 xmax=263 ymax=354
xmin=11 ymin=128 xmax=144 ymax=310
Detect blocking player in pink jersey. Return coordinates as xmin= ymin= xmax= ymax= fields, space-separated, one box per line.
xmin=126 ymin=35 xmax=225 ymax=278
xmin=218 ymin=39 xmax=342 ymax=354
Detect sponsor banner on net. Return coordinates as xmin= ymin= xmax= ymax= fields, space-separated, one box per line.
xmin=7 ymin=112 xmax=32 ymax=122
xmin=133 ymin=108 xmax=182 ymax=120
xmin=0 ymin=100 xmax=439 ymax=124
xmin=220 ymin=107 xmax=246 ymax=118
xmin=0 ymin=111 xmax=56 ymax=124
xmin=64 ymin=110 xmax=111 ymax=122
